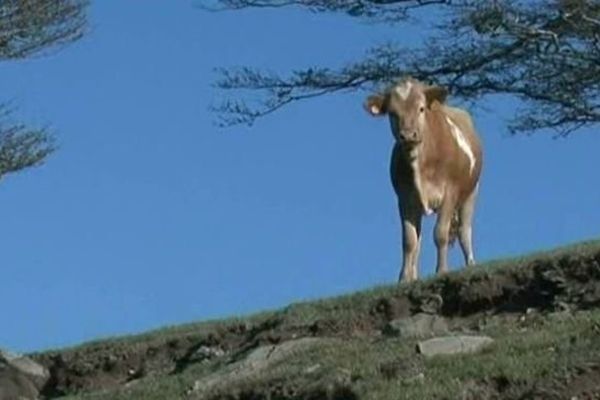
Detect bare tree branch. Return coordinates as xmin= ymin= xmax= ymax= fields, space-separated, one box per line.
xmin=211 ymin=0 xmax=600 ymax=135
xmin=0 ymin=106 xmax=55 ymax=177
xmin=198 ymin=0 xmax=453 ymax=22
xmin=0 ymin=0 xmax=88 ymax=60
xmin=0 ymin=0 xmax=88 ymax=177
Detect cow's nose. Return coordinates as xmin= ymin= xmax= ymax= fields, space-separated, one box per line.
xmin=404 ymin=131 xmax=418 ymax=142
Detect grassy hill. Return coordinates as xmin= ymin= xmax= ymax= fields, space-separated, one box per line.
xmin=32 ymin=240 xmax=600 ymax=399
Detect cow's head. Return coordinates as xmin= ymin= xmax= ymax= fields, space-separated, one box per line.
xmin=365 ymin=78 xmax=448 ymax=147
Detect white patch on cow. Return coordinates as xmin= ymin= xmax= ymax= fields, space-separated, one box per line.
xmin=446 ymin=116 xmax=476 ymax=174
xmin=410 ymin=154 xmax=433 ymax=215
xmin=394 ymin=81 xmax=413 ymax=100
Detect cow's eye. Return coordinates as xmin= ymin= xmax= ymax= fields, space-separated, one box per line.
xmin=419 ymin=106 xmax=425 ymax=113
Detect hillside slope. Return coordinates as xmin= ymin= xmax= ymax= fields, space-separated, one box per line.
xmin=31 ymin=240 xmax=600 ymax=399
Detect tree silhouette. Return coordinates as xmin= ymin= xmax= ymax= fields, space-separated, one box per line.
xmin=209 ymin=0 xmax=600 ymax=135
xmin=0 ymin=0 xmax=88 ymax=178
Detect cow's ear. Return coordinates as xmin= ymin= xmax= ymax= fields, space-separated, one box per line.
xmin=424 ymin=85 xmax=448 ymax=107
xmin=364 ymin=94 xmax=387 ymax=116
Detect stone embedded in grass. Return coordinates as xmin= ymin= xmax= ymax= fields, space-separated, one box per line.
xmin=402 ymin=372 xmax=425 ymax=385
xmin=1 ymin=350 xmax=49 ymax=386
xmin=0 ymin=370 xmax=39 ymax=400
xmin=304 ymin=363 xmax=321 ymax=375
xmin=416 ymin=335 xmax=494 ymax=357
xmin=384 ymin=313 xmax=448 ymax=338
xmin=191 ymin=337 xmax=334 ymax=394
xmin=0 ymin=349 xmax=50 ymax=400
xmin=416 ymin=294 xmax=444 ymax=315
xmin=193 ymin=345 xmax=225 ymax=362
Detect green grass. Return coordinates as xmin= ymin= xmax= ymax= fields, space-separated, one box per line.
xmin=60 ymin=309 xmax=600 ymax=399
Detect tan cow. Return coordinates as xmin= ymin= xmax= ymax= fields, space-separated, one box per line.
xmin=365 ymin=78 xmax=483 ymax=282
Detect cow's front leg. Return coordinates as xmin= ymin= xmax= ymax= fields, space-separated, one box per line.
xmin=434 ymin=202 xmax=454 ymax=275
xmin=399 ymin=200 xmax=422 ymax=283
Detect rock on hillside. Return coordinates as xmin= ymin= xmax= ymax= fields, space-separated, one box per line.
xmin=0 ymin=349 xmax=50 ymax=400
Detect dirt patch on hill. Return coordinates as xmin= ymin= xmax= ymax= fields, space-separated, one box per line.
xmin=522 ymin=364 xmax=600 ymax=400
xmin=206 ymin=383 xmax=359 ymax=400
xmin=456 ymin=364 xmax=600 ymax=400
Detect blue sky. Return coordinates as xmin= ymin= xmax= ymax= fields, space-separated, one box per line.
xmin=1 ymin=2 xmax=598 ymax=352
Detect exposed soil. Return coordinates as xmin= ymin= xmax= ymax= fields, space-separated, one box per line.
xmin=32 ymin=245 xmax=600 ymax=399
xmin=453 ymin=364 xmax=600 ymax=400
xmin=522 ymin=364 xmax=600 ymax=400
xmin=203 ymin=381 xmax=359 ymax=400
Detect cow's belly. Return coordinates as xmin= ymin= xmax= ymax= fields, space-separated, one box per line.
xmin=419 ymin=179 xmax=445 ymax=215
xmin=392 ymin=164 xmax=445 ymax=216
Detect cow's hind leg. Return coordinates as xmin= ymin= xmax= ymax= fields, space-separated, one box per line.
xmin=399 ymin=200 xmax=422 ymax=283
xmin=458 ymin=185 xmax=478 ymax=267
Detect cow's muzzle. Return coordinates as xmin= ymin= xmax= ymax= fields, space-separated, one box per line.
xmin=399 ymin=131 xmax=421 ymax=146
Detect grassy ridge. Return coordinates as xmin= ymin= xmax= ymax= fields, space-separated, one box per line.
xmin=37 ymin=239 xmax=600 ymax=399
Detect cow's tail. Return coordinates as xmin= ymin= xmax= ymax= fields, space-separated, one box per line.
xmin=448 ymin=211 xmax=460 ymax=247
